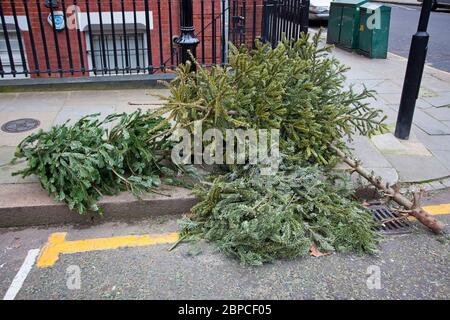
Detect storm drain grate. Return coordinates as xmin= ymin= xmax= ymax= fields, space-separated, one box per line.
xmin=1 ymin=118 xmax=40 ymax=133
xmin=369 ymin=204 xmax=412 ymax=235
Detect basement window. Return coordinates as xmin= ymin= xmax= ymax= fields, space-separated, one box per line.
xmin=0 ymin=31 xmax=28 ymax=79
xmin=87 ymin=33 xmax=148 ymax=75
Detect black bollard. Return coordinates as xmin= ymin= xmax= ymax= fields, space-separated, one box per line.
xmin=394 ymin=0 xmax=433 ymax=140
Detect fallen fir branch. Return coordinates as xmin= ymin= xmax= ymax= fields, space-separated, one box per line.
xmin=329 ymin=144 xmax=446 ymax=234
xmin=12 ymin=111 xmax=194 ymax=215
xmin=180 ymin=165 xmax=379 ymax=265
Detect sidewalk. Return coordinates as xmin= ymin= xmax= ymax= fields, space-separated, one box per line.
xmin=0 ymin=88 xmax=167 ymax=185
xmin=1 ymin=44 xmax=450 ymax=226
xmin=329 ymin=47 xmax=450 ymax=189
xmin=0 ymin=89 xmax=201 ymax=227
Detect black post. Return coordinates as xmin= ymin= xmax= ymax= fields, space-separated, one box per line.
xmin=301 ymin=0 xmax=310 ymax=34
xmin=394 ymin=0 xmax=432 ymax=140
xmin=175 ymin=0 xmax=199 ymax=69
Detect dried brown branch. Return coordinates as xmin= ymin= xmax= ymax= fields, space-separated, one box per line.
xmin=329 ymin=144 xmax=445 ymax=234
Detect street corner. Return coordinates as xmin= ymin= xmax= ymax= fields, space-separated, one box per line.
xmin=1 ymin=0 xmax=450 ymax=306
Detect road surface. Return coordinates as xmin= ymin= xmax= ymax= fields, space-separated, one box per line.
xmin=389 ymin=4 xmax=450 ymax=72
xmin=0 ymin=189 xmax=449 ymax=300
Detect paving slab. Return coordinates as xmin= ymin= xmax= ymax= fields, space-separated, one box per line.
xmin=379 ymin=106 xmax=401 ymax=126
xmin=1 ymin=92 xmax=67 ymax=112
xmin=420 ymin=74 xmax=450 ymax=93
xmin=115 ymin=88 xmax=170 ymax=104
xmin=412 ymin=109 xmax=450 ymax=135
xmin=363 ymin=167 xmax=399 ymax=186
xmin=383 ymin=154 xmax=450 ymax=183
xmin=115 ymin=104 xmax=162 ymax=114
xmin=371 ymin=132 xmax=432 ymax=156
xmin=421 ymin=92 xmax=450 ymax=108
xmin=442 ymin=178 xmax=450 ymax=188
xmin=0 ymin=147 xmax=35 ymax=184
xmin=0 ymin=93 xmax=17 ymax=109
xmin=0 ymin=146 xmax=15 ymax=166
xmin=413 ymin=126 xmax=450 ymax=152
xmin=431 ymin=150 xmax=450 ymax=171
xmin=424 ymin=106 xmax=450 ymax=121
xmin=419 ymin=86 xmax=440 ymax=97
xmin=65 ymin=90 xmax=121 ymax=107
xmin=52 ymin=105 xmax=116 ymax=126
xmin=372 ymin=80 xmax=403 ymax=94
xmin=348 ymin=135 xmax=393 ymax=168
xmin=386 ymin=98 xmax=434 ymax=111
xmin=0 ymin=111 xmax=58 ymax=147
xmin=0 ymin=161 xmax=39 ymax=184
xmin=415 ymin=98 xmax=435 ymax=110
xmin=378 ymin=93 xmax=402 ymax=105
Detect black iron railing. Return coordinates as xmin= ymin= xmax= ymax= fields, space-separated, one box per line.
xmin=0 ymin=0 xmax=308 ymax=79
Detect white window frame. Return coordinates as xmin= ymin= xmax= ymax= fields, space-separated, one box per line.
xmin=0 ymin=27 xmax=29 ymax=79
xmin=80 ymin=10 xmax=153 ymax=77
xmin=85 ymin=32 xmax=150 ymax=76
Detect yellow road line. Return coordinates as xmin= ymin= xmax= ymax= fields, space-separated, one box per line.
xmin=423 ymin=203 xmax=450 ymax=216
xmin=35 ymin=203 xmax=450 ymax=268
xmin=36 ymin=232 xmax=179 ymax=268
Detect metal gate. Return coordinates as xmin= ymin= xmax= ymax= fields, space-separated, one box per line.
xmin=260 ymin=0 xmax=310 ymax=47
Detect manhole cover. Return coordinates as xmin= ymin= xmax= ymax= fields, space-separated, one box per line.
xmin=369 ymin=204 xmax=412 ymax=235
xmin=1 ymin=118 xmax=41 ymax=133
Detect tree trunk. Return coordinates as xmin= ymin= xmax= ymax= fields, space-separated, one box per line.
xmin=330 ymin=144 xmax=445 ymax=234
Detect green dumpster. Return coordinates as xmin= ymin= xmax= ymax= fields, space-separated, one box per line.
xmin=327 ymin=0 xmax=367 ymax=49
xmin=357 ymin=3 xmax=391 ymax=58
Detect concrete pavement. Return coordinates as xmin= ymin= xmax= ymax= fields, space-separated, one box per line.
xmin=0 ymin=89 xmax=198 ymax=227
xmin=329 ymin=43 xmax=450 ymax=189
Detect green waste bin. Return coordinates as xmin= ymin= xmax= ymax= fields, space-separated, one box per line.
xmin=327 ymin=0 xmax=367 ymax=50
xmin=357 ymin=3 xmax=391 ymax=59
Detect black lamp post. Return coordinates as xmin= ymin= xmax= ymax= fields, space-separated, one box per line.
xmin=174 ymin=0 xmax=199 ymax=70
xmin=394 ymin=0 xmax=433 ymax=140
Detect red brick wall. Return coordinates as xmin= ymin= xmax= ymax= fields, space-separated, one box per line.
xmin=193 ymin=0 xmax=221 ymax=65
xmin=0 ymin=0 xmax=265 ymax=78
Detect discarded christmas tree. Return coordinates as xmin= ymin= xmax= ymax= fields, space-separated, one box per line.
xmin=158 ymin=31 xmax=387 ymax=166
xmin=161 ymin=31 xmax=392 ymax=264
xmin=13 ymin=110 xmax=192 ymax=214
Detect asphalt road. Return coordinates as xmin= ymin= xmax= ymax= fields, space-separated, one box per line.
xmin=388 ymin=4 xmax=450 ymax=72
xmin=310 ymin=4 xmax=450 ymax=72
xmin=0 ymin=189 xmax=449 ymax=300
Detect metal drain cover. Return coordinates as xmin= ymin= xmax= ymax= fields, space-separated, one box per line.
xmin=1 ymin=118 xmax=40 ymax=133
xmin=369 ymin=204 xmax=412 ymax=235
